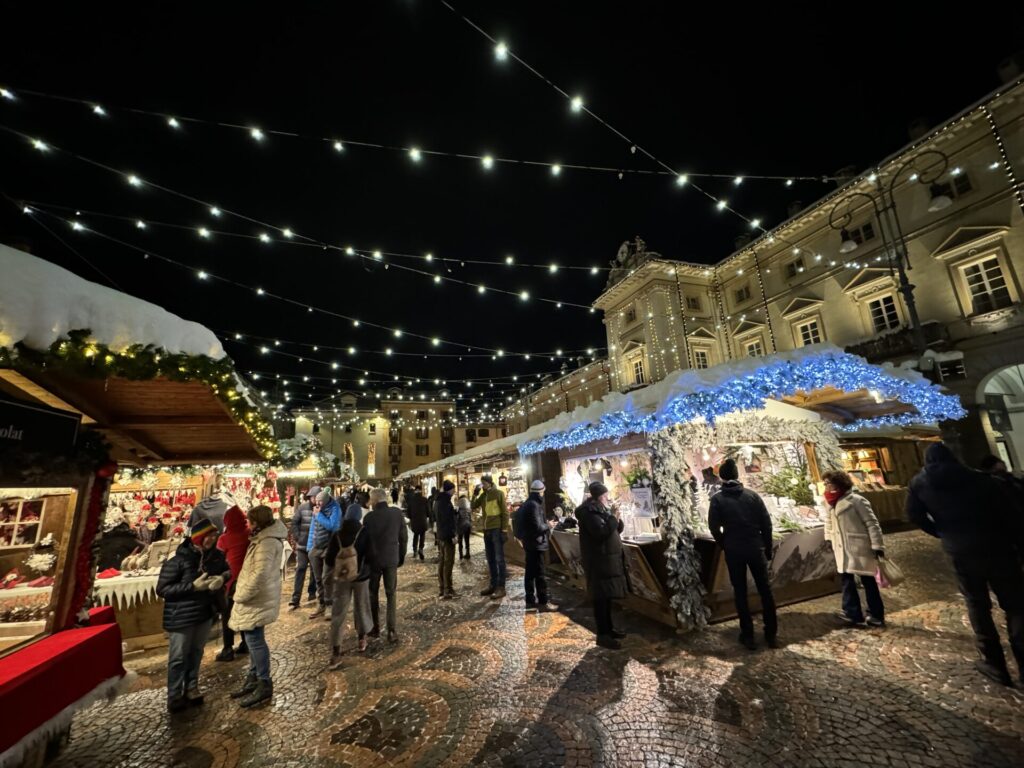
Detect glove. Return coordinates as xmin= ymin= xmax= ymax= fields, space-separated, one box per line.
xmin=206 ymin=575 xmax=224 ymax=591
xmin=873 ymin=549 xmax=885 ymax=559
xmin=192 ymin=575 xmax=211 ymax=591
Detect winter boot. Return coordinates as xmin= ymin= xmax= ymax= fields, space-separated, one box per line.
xmin=240 ymin=679 xmax=273 ymax=708
xmin=230 ymin=671 xmax=258 ymax=699
xmin=185 ymin=685 xmax=204 ymax=707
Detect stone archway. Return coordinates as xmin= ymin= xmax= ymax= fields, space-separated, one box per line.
xmin=976 ymin=363 xmax=1024 ymax=472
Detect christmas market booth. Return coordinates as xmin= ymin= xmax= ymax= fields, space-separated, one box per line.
xmin=0 ymin=244 xmax=275 ymax=766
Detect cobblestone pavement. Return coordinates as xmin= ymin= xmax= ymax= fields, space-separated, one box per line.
xmin=52 ymin=531 xmax=1024 ymax=767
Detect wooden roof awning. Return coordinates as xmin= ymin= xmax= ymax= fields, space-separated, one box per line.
xmin=781 ymin=385 xmax=918 ymax=425
xmin=0 ymin=369 xmax=265 ymax=465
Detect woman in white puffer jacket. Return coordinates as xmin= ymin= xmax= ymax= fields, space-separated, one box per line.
xmin=228 ymin=505 xmax=286 ymax=708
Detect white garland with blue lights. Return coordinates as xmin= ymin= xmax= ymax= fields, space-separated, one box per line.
xmin=519 ymin=349 xmax=964 ymax=456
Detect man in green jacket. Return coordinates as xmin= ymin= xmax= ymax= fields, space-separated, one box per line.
xmin=472 ymin=475 xmax=508 ymax=599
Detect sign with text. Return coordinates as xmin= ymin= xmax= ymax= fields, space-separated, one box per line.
xmin=0 ymin=396 xmax=81 ymax=452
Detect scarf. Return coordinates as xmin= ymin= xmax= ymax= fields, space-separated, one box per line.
xmin=824 ymin=489 xmax=843 ymax=508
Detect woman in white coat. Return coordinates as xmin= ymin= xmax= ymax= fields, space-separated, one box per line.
xmin=823 ymin=470 xmax=886 ymax=627
xmin=228 ymin=505 xmax=286 ymax=707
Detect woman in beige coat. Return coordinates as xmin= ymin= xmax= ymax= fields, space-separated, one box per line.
xmin=822 ymin=470 xmax=887 ymax=627
xmin=228 ymin=505 xmax=286 ymax=707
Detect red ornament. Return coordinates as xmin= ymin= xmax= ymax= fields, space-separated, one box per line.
xmin=96 ymin=461 xmax=118 ymax=479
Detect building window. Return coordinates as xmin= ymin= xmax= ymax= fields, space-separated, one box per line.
xmin=415 ymin=426 xmax=428 ymax=440
xmin=389 ymin=428 xmax=400 ymax=444
xmin=849 ymin=221 xmax=876 ymax=245
xmin=388 ymin=445 xmax=401 ymax=459
xmin=685 ymin=295 xmax=701 ymax=311
xmin=369 ymin=423 xmax=376 ymax=435
xmin=415 ymin=445 xmax=429 ymax=457
xmin=344 ymin=424 xmax=352 ymax=433
xmin=465 ymin=428 xmax=477 ymax=443
xmin=785 ymin=258 xmax=805 ymax=279
xmin=631 ymin=358 xmax=646 ymax=385
xmin=733 ymin=284 xmax=752 ymax=304
xmin=693 ymin=349 xmax=710 ymax=369
xmin=745 ymin=339 xmax=764 ymax=357
xmin=367 ymin=443 xmax=375 ymax=478
xmin=624 ymin=306 xmax=637 ymax=324
xmin=417 ymin=410 xmax=427 ymax=420
xmin=934 ymin=172 xmax=973 ymax=201
xmin=478 ymin=428 xmax=490 ymax=437
xmin=868 ymin=295 xmax=900 ymax=332
xmin=442 ymin=443 xmax=453 ymax=456
xmin=389 ymin=409 xmax=400 ymax=420
xmin=796 ymin=319 xmax=823 ymax=346
xmin=961 ymin=257 xmax=1012 ymax=315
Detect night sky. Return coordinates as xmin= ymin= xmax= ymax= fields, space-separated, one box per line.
xmin=2 ymin=2 xmax=1023 ymax=421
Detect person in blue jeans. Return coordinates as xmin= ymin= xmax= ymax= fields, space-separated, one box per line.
xmin=472 ymin=475 xmax=509 ymax=600
xmin=288 ymin=487 xmax=318 ymax=609
xmin=156 ymin=519 xmax=221 ymax=713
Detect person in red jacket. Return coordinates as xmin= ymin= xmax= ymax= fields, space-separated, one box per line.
xmin=216 ymin=506 xmax=250 ymax=661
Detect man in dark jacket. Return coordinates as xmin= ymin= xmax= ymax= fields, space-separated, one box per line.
xmin=514 ymin=479 xmax=557 ymax=613
xmin=907 ymin=442 xmax=1024 ymax=686
xmin=156 ymin=519 xmax=220 ymax=712
xmin=363 ymin=488 xmax=409 ymax=643
xmin=288 ymin=487 xmax=318 ymax=610
xmin=435 ymin=480 xmax=459 ymax=599
xmin=708 ymin=458 xmax=777 ymax=650
xmin=577 ymin=482 xmax=628 ymax=649
xmin=96 ymin=521 xmax=142 ymax=571
xmin=407 ymin=487 xmax=430 ymax=561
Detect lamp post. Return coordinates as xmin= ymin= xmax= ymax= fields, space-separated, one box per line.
xmin=828 ymin=148 xmax=951 ymax=355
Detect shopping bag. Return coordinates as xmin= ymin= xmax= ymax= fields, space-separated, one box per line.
xmin=875 ymin=557 xmax=905 ymax=588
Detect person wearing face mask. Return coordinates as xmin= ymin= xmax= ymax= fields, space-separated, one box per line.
xmin=576 ymin=482 xmax=629 ymax=649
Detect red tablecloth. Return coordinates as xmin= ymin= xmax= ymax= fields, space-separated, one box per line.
xmin=0 ymin=622 xmax=126 ymax=755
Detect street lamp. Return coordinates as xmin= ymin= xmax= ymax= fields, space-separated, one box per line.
xmin=828 ymin=148 xmax=951 ymax=355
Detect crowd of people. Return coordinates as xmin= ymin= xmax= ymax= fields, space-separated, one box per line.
xmin=152 ymin=443 xmax=1024 ymax=713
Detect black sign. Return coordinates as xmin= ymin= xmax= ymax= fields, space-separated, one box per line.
xmin=0 ymin=396 xmax=81 ymax=452
xmin=986 ymin=394 xmax=1012 ymax=433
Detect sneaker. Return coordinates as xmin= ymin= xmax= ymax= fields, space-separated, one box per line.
xmin=309 ymin=606 xmax=325 ymax=619
xmin=865 ymin=615 xmax=886 ymax=628
xmin=329 ymin=649 xmax=343 ymax=670
xmin=537 ymin=603 xmax=559 ymax=613
xmin=287 ymin=603 xmax=299 ymax=611
xmin=215 ymin=648 xmax=235 ymax=662
xmin=739 ymin=635 xmax=758 ymax=651
xmin=836 ymin=611 xmax=865 ymax=626
xmin=442 ymin=592 xmax=454 ymax=600
xmin=596 ymin=635 xmax=622 ymax=650
xmin=490 ymin=587 xmax=506 ymax=600
xmin=387 ymin=629 xmax=399 ymax=644
xmin=305 ymin=595 xmax=317 ymax=604
xmin=438 ymin=590 xmax=446 ymax=598
xmin=524 ymin=601 xmax=538 ymax=611
xmin=974 ymin=660 xmax=1013 ymax=686
xmin=480 ymin=587 xmax=496 ymax=597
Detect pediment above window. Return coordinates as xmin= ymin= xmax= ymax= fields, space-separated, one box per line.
xmin=780 ymin=296 xmax=824 ymax=319
xmin=931 ymin=226 xmax=1008 ymax=261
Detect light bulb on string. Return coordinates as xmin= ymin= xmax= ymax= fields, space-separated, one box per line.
xmin=259 ymin=233 xmax=271 ymax=243
xmin=209 ymin=206 xmax=221 ymax=217
xmin=282 ymin=228 xmax=293 ymax=239
xmin=494 ymin=41 xmax=508 ymax=61
xmin=0 ymin=88 xmax=14 ymax=100
xmin=675 ymin=174 xmax=688 ymax=187
xmin=127 ymin=174 xmax=142 ymax=187
xmin=716 ymin=200 xmax=727 ymax=211
xmin=481 ymin=155 xmax=494 ymax=170
xmin=409 ymin=147 xmax=422 ymax=162
xmin=333 ymin=141 xmax=344 ymax=152
xmin=167 ymin=117 xmax=180 ymax=129
xmin=570 ymin=96 xmax=584 ymax=112
xmin=135 ymin=220 xmax=146 ymax=230
xmin=550 ymin=164 xmax=561 ymax=176
xmin=250 ymin=127 xmax=264 ymax=141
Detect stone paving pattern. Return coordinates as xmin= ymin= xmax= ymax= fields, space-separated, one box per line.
xmin=51 ymin=531 xmax=1024 ymax=767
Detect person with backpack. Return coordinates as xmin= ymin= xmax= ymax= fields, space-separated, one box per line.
xmin=457 ymin=494 xmax=473 ymax=559
xmin=325 ymin=517 xmax=373 ymax=667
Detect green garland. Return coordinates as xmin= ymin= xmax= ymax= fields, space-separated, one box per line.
xmin=0 ymin=329 xmax=277 ymax=459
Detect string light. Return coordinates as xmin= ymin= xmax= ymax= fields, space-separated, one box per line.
xmin=409 ymin=147 xmax=422 ymax=162
xmin=282 ymin=228 xmax=293 ymax=239
xmin=259 ymin=233 xmax=271 ymax=243
xmin=209 ymin=206 xmax=221 ymax=217
xmin=333 ymin=141 xmax=344 ymax=152
xmin=135 ymin=220 xmax=146 ymax=229
xmin=92 ymin=104 xmax=106 ymax=117
xmin=0 ymin=88 xmax=14 ymax=100
xmin=481 ymin=154 xmax=494 ymax=170
xmin=126 ymin=174 xmax=142 ymax=187
xmin=570 ymin=96 xmax=584 ymax=113
xmin=167 ymin=117 xmax=180 ymax=129
xmin=198 ymin=227 xmax=211 ymax=238
xmin=250 ymin=127 xmax=264 ymax=141
xmin=494 ymin=41 xmax=508 ymax=61
xmin=550 ymin=164 xmax=561 ymax=176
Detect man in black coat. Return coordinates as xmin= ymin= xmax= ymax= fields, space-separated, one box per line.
xmin=407 ymin=487 xmax=430 ymax=561
xmin=156 ymin=519 xmax=221 ymax=712
xmin=514 ymin=479 xmax=558 ymax=613
xmin=708 ymin=458 xmax=778 ymax=650
xmin=288 ymin=487 xmax=318 ymax=609
xmin=907 ymin=442 xmax=1024 ymax=686
xmin=577 ymin=481 xmax=629 ymax=649
xmin=435 ymin=480 xmax=459 ymax=599
xmin=363 ymin=488 xmax=409 ymax=643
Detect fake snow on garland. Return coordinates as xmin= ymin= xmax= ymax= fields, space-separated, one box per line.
xmin=24 ymin=551 xmax=57 ymax=574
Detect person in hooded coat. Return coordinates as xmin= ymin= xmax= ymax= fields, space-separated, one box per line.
xmin=908 ymin=442 xmax=1024 ymax=686
xmin=407 ymin=487 xmax=430 ymax=560
xmin=708 ymin=458 xmax=777 ymax=649
xmin=228 ymin=505 xmax=287 ymax=708
xmin=576 ymin=481 xmax=629 ymax=650
xmin=156 ymin=518 xmax=221 ymax=713
xmin=287 ymin=487 xmax=318 ymax=609
xmin=215 ymin=505 xmax=250 ymax=660
xmin=823 ymin=469 xmax=886 ymax=628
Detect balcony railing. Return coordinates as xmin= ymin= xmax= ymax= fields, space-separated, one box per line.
xmin=843 ymin=321 xmax=947 ymax=363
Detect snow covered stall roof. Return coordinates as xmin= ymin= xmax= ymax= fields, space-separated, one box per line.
xmin=401 ymin=346 xmax=964 ymax=479
xmin=0 ymin=245 xmax=273 ymax=464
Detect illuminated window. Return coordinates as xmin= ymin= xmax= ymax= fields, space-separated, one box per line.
xmin=961 ymin=257 xmax=1012 ymax=315
xmin=785 ymin=257 xmax=805 ymax=279
xmin=796 ymin=319 xmax=822 ymax=346
xmin=369 ymin=423 xmax=376 ymax=435
xmin=745 ymin=339 xmax=763 ymax=357
xmin=693 ymin=349 xmax=710 ymax=369
xmin=632 ymin=358 xmax=646 ymax=384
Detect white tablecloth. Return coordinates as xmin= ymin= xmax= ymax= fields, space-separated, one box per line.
xmin=93 ymin=571 xmax=160 ymax=610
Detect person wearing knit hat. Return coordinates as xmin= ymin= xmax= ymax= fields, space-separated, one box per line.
xmin=708 ymin=457 xmax=777 ymax=650
xmin=156 ymin=516 xmax=218 ymax=712
xmin=307 ymin=489 xmax=343 ymax=619
xmin=514 ymin=479 xmax=557 ymax=613
xmin=576 ymin=480 xmax=628 ymax=649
